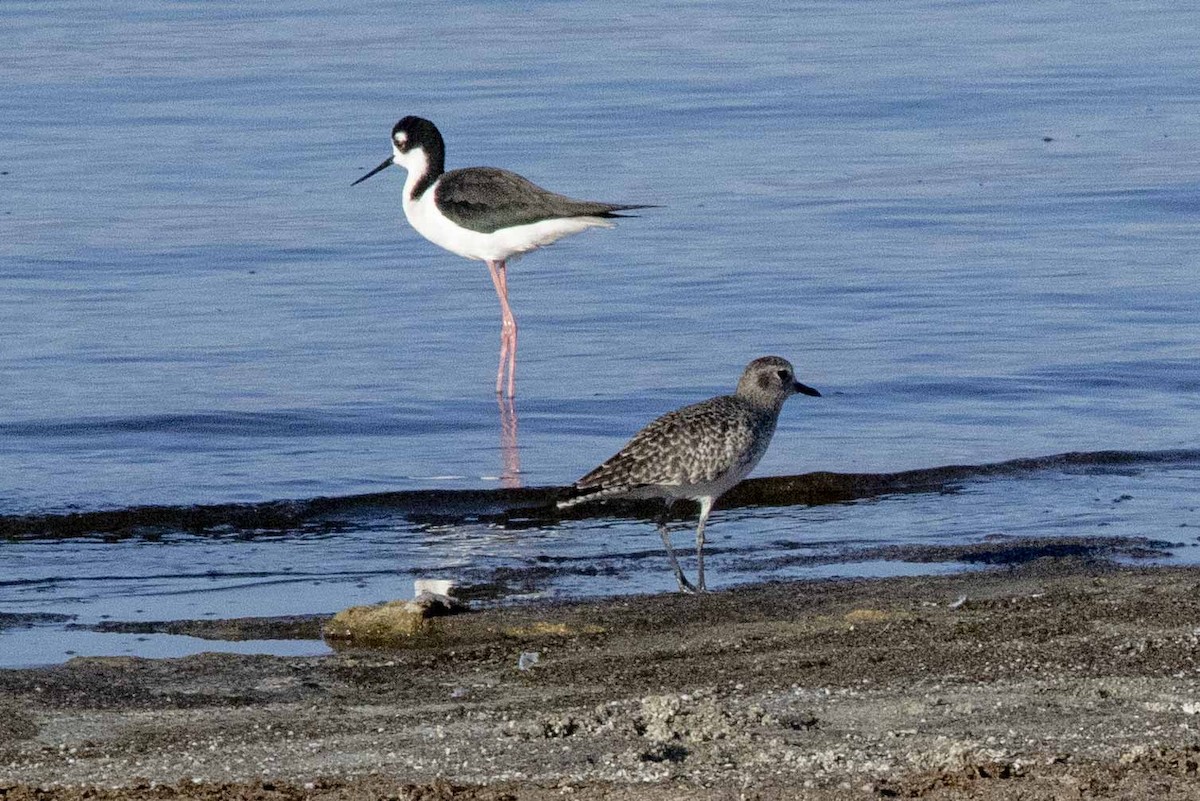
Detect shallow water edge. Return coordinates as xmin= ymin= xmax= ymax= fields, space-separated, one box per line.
xmin=3 ymin=447 xmax=1196 ymax=541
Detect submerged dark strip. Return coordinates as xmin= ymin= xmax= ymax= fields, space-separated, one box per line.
xmin=2 ymin=448 xmax=1197 ymax=541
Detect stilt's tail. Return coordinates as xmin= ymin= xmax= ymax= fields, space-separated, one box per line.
xmin=597 ymin=203 xmax=660 ymax=219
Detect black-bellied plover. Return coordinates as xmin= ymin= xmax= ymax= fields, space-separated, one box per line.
xmin=352 ymin=116 xmax=654 ymax=398
xmin=558 ymin=356 xmax=821 ymax=593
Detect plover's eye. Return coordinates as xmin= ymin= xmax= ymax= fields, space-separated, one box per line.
xmin=776 ymin=369 xmax=790 ymax=382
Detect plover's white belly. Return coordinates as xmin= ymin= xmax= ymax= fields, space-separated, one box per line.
xmin=658 ymin=468 xmax=750 ymax=503
xmin=403 ymin=191 xmax=613 ymax=263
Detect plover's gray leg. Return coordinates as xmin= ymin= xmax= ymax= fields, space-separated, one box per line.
xmin=657 ymin=505 xmax=696 ymax=593
xmin=695 ymin=497 xmax=714 ymax=592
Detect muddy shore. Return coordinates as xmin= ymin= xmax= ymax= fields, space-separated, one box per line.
xmin=5 ymin=545 xmax=1200 ymax=799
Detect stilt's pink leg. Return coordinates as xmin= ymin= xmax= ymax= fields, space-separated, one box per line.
xmin=485 ymin=259 xmax=517 ymax=397
xmin=496 ymin=262 xmax=517 ymax=398
xmin=485 ymin=260 xmax=507 ymax=394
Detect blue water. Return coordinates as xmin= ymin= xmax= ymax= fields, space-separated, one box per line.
xmin=1 ymin=1 xmax=1198 ymax=665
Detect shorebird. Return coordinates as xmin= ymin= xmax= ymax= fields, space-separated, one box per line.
xmin=352 ymin=116 xmax=652 ymax=397
xmin=558 ymin=356 xmax=821 ymax=593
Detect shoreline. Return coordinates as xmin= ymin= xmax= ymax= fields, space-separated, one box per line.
xmin=5 ymin=558 xmax=1200 ymax=799
xmin=5 ymin=448 xmax=1197 ymax=541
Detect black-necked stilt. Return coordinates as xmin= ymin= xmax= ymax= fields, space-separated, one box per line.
xmin=557 ymin=357 xmax=821 ymax=593
xmin=353 ymin=116 xmax=653 ymax=397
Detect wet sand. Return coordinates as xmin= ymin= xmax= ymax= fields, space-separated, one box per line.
xmin=5 ymin=541 xmax=1200 ymax=799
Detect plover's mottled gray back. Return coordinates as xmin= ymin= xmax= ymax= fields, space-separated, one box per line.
xmin=558 ymin=356 xmax=821 ymax=593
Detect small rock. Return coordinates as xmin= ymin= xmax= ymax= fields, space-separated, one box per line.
xmin=322 ymin=594 xmax=466 ymax=646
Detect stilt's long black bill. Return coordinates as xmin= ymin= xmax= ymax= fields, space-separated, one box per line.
xmin=794 ymin=381 xmax=821 ymax=397
xmin=351 ymin=157 xmax=393 ymax=186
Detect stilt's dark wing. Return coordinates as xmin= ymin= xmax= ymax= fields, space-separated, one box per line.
xmin=436 ymin=167 xmax=652 ymax=234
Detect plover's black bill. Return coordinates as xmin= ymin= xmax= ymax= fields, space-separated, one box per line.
xmin=794 ymin=382 xmax=821 ymax=397
xmin=352 ymin=157 xmax=393 ymax=186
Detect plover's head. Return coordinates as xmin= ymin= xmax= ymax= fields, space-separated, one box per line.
xmin=735 ymin=356 xmax=821 ymax=409
xmin=352 ymin=116 xmax=446 ymax=186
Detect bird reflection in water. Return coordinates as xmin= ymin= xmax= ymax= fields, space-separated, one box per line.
xmin=497 ymin=396 xmax=522 ymax=488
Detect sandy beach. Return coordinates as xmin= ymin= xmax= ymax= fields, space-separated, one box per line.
xmin=4 ymin=540 xmax=1200 ymax=800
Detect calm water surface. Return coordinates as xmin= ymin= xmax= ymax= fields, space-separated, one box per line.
xmin=1 ymin=1 xmax=1197 ymax=665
